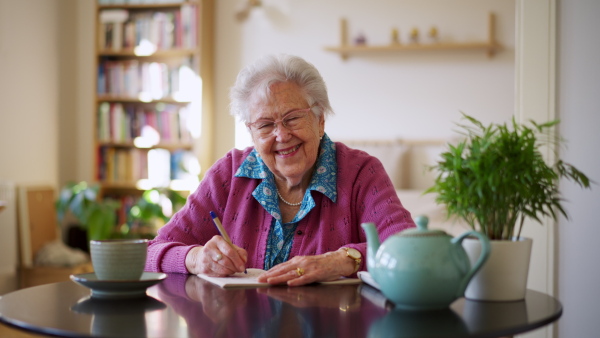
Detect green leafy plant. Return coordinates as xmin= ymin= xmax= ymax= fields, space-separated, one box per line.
xmin=425 ymin=113 xmax=592 ymax=240
xmin=122 ymin=189 xmax=187 ymax=239
xmin=56 ymin=181 xmax=121 ymax=241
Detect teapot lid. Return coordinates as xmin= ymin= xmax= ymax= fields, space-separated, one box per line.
xmin=400 ymin=215 xmax=448 ymax=237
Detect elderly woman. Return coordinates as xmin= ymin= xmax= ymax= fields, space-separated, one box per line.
xmin=146 ymin=54 xmax=415 ymax=286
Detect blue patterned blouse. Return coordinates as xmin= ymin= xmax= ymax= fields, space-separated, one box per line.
xmin=234 ymin=134 xmax=338 ymax=270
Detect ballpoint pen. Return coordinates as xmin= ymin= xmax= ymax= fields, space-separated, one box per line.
xmin=209 ymin=211 xmax=247 ymax=273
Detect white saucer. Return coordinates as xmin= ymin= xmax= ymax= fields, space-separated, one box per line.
xmin=70 ymin=272 xmax=167 ymax=299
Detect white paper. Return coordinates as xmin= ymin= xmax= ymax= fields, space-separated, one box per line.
xmin=198 ymin=268 xmax=361 ymax=288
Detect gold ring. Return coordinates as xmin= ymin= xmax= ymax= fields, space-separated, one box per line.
xmin=296 ymin=267 xmax=305 ymax=277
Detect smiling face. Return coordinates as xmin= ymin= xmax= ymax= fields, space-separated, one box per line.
xmin=249 ymin=82 xmax=325 ymax=188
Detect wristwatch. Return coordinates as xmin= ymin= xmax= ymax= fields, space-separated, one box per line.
xmin=342 ymin=247 xmax=362 ymax=274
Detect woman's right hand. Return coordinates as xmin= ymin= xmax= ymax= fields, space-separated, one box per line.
xmin=185 ymin=276 xmax=247 ymax=323
xmin=185 ymin=235 xmax=247 ymax=276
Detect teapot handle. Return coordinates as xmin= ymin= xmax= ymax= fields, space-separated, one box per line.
xmin=451 ymin=231 xmax=491 ymax=298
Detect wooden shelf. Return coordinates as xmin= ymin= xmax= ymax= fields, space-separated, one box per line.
xmin=98 ymin=2 xmax=190 ymax=10
xmin=325 ymin=12 xmax=500 ymax=60
xmin=98 ymin=141 xmax=194 ymax=151
xmin=325 ymin=41 xmax=499 ymax=54
xmin=97 ymin=95 xmax=192 ymax=104
xmin=98 ymin=48 xmax=197 ymax=58
xmin=100 ymin=182 xmax=195 ymax=194
xmin=99 ymin=182 xmax=146 ymax=197
xmin=100 ymin=182 xmax=140 ymax=191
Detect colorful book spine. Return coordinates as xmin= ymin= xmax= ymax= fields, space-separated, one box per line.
xmin=98 ymin=102 xmax=194 ymax=145
xmin=97 ymin=58 xmax=193 ymax=99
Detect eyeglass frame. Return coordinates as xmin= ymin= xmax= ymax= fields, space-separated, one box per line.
xmin=245 ymin=107 xmax=315 ymax=137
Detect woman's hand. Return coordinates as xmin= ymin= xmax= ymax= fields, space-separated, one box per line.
xmin=185 ymin=235 xmax=247 ymax=276
xmin=185 ymin=276 xmax=247 ymax=323
xmin=257 ymin=285 xmax=359 ymax=309
xmin=257 ymin=249 xmax=355 ymax=286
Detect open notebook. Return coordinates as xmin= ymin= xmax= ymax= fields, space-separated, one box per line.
xmin=198 ymin=268 xmax=361 ymax=288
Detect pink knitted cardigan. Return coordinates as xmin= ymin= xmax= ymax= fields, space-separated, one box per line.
xmin=145 ymin=142 xmax=415 ymax=274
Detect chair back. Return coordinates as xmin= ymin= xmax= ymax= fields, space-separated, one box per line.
xmin=18 ymin=185 xmax=59 ymax=267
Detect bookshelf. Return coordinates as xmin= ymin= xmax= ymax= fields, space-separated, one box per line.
xmin=95 ymin=0 xmax=212 ymax=191
xmin=94 ymin=0 xmax=214 ymax=233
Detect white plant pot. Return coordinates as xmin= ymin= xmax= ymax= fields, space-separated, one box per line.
xmin=462 ymin=237 xmax=533 ymax=301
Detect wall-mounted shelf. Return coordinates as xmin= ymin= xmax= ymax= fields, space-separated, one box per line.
xmin=324 ymin=12 xmax=500 ymax=60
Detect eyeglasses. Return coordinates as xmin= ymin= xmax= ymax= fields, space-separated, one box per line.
xmin=246 ymin=107 xmax=313 ymax=137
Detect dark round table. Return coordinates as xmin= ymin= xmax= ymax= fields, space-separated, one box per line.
xmin=0 ymin=273 xmax=562 ymax=338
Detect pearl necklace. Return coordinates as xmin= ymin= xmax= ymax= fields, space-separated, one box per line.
xmin=276 ymin=189 xmax=302 ymax=206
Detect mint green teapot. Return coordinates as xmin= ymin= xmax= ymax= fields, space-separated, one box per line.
xmin=362 ymin=216 xmax=490 ymax=311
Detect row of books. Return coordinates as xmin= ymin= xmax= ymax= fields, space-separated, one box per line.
xmin=98 ymin=147 xmax=149 ymax=182
xmin=97 ymin=102 xmax=194 ymax=144
xmin=99 ymin=5 xmax=197 ymax=51
xmin=97 ymin=58 xmax=198 ymax=100
xmin=98 ymin=147 xmax=198 ymax=184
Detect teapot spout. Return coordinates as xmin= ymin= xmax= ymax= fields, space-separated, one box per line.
xmin=361 ymin=223 xmax=380 ymax=271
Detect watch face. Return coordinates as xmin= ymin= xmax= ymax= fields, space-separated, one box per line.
xmin=347 ymin=248 xmax=361 ymax=259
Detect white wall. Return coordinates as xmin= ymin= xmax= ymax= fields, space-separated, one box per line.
xmin=0 ymin=0 xmax=60 ymax=185
xmin=75 ymin=0 xmax=96 ymax=183
xmin=215 ymin=0 xmax=516 ymax=156
xmin=557 ymin=1 xmax=600 ymax=337
xmin=0 ymin=0 xmax=61 ymax=294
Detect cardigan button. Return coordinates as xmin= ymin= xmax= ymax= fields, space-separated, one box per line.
xmin=297 ymin=230 xmax=303 ymax=235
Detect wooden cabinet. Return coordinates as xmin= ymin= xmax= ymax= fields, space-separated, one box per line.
xmin=94 ymin=0 xmax=214 ymax=197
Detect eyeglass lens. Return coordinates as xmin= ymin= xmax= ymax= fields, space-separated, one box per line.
xmin=251 ymin=109 xmax=311 ymax=136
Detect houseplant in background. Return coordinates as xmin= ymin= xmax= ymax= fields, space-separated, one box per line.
xmin=57 ymin=183 xmax=188 ymax=248
xmin=426 ymin=113 xmax=592 ymax=301
xmin=56 ymin=181 xmax=120 ymax=243
xmin=124 ymin=188 xmax=187 ymax=239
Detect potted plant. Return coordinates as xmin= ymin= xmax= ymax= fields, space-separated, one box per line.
xmin=56 ymin=181 xmax=121 ymax=243
xmin=426 ymin=113 xmax=592 ymax=301
xmin=123 ymin=188 xmax=187 ymax=239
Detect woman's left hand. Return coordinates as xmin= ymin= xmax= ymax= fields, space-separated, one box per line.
xmin=257 ymin=249 xmax=355 ymax=286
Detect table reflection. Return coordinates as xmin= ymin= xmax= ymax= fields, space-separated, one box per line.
xmin=71 ymin=295 xmax=166 ymax=337
xmin=152 ymin=274 xmax=383 ymax=338
xmin=0 ymin=273 xmax=562 ymax=338
xmin=458 ymin=297 xmax=529 ymax=336
xmin=367 ymin=308 xmax=468 ymax=338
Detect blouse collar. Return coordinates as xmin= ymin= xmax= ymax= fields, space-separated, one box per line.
xmin=235 ymin=133 xmax=338 ymax=204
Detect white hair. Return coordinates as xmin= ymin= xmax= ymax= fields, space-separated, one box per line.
xmin=229 ymin=54 xmax=334 ymax=123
